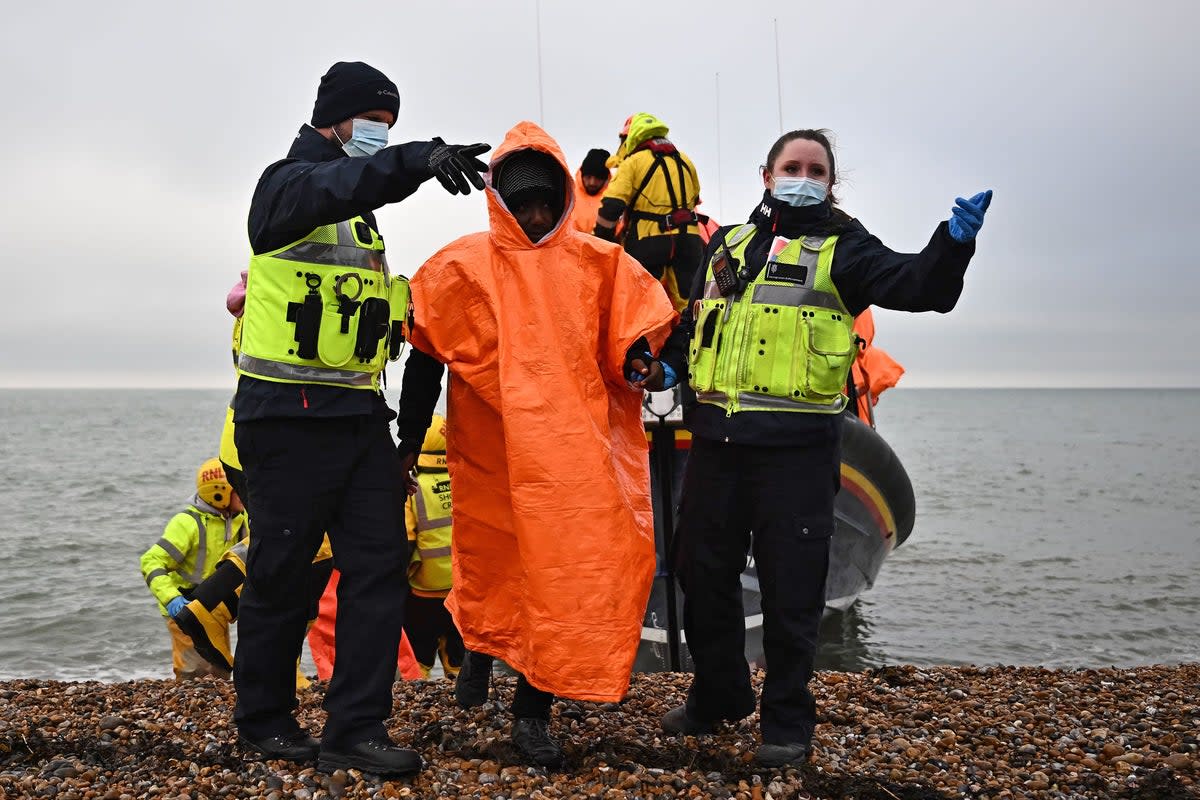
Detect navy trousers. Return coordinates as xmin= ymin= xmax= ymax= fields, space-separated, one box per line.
xmin=233 ymin=415 xmax=408 ymax=749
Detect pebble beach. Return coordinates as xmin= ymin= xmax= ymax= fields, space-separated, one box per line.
xmin=1 ymin=665 xmax=1196 ymax=799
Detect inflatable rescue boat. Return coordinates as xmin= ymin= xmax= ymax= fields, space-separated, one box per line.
xmin=635 ymin=389 xmax=915 ymax=672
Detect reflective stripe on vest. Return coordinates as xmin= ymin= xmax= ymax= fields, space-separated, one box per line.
xmin=688 ymin=226 xmax=856 ymax=416
xmin=414 ymin=478 xmax=453 ymax=531
xmin=410 ymin=471 xmax=453 ymax=593
xmin=236 ymin=354 xmax=377 ymax=387
xmin=273 ymin=220 xmax=385 ymax=271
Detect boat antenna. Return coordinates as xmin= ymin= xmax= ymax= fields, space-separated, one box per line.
xmin=535 ymin=0 xmax=545 ymax=125
xmin=715 ymin=71 xmax=725 ymax=221
xmin=774 ymin=17 xmax=784 ymax=134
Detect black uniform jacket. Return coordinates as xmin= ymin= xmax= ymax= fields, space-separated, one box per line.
xmin=233 ymin=125 xmax=436 ymax=423
xmin=659 ymin=191 xmax=977 ymax=449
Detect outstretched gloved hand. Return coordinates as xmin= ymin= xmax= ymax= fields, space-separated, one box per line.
xmin=947 ymin=189 xmax=993 ymax=243
xmin=166 ymin=596 xmax=187 ymax=618
xmin=427 ymin=138 xmax=490 ymax=195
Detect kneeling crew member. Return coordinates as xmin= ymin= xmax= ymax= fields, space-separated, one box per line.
xmin=141 ymin=458 xmax=246 ymax=680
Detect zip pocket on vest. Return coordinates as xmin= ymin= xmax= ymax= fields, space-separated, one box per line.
xmin=803 ymin=311 xmax=855 ymax=398
xmin=746 ymin=304 xmax=800 ymax=397
xmin=689 ymin=303 xmax=725 ymax=391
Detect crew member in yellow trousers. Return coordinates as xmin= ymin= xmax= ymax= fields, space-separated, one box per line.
xmin=140 ymin=459 xmax=247 ymax=680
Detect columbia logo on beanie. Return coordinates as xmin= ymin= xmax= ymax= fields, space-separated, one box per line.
xmin=311 ymin=61 xmax=401 ymax=128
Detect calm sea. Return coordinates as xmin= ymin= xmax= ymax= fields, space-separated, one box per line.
xmin=0 ymin=388 xmax=1196 ymax=681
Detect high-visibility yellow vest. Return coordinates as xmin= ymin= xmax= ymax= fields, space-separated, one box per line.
xmin=238 ymin=217 xmax=410 ymax=391
xmin=689 ymin=224 xmax=857 ymax=415
xmin=408 ymin=469 xmax=452 ymax=595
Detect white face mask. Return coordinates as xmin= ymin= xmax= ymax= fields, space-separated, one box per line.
xmin=771 ymin=176 xmax=828 ymax=207
xmin=335 ymin=118 xmax=389 ymax=158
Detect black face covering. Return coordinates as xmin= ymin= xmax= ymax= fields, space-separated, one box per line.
xmin=495 ymin=150 xmax=565 ymax=217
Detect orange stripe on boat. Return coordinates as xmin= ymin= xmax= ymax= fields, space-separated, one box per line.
xmin=840 ymin=463 xmax=897 ymax=546
xmin=643 ymin=429 xmax=693 ymax=449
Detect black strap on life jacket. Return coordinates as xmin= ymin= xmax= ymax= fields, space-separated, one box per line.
xmin=625 ymin=139 xmax=699 ymax=234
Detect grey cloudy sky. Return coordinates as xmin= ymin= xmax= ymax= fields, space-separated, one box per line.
xmin=1 ymin=0 xmax=1197 ymax=388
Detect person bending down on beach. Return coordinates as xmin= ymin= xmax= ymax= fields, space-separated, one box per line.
xmin=140 ymin=458 xmax=247 ymax=680
xmin=655 ymin=128 xmax=991 ymax=767
xmin=394 ymin=120 xmax=678 ymax=768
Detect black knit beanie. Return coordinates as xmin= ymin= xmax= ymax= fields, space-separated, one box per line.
xmin=311 ymin=61 xmax=400 ymax=128
xmin=495 ymin=150 xmax=564 ymax=213
xmin=580 ymin=148 xmax=611 ymax=179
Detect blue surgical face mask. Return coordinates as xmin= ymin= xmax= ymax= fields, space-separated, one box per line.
xmin=336 ymin=118 xmax=389 ymax=158
xmin=771 ymin=176 xmax=828 ymax=207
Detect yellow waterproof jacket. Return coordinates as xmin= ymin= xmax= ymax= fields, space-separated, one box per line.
xmin=141 ymin=497 xmax=247 ymax=615
xmin=604 ymin=144 xmax=700 ymax=241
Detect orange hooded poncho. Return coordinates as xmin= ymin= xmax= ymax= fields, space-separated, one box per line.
xmin=407 ymin=121 xmax=678 ymax=701
xmin=571 ymin=168 xmax=609 ymax=234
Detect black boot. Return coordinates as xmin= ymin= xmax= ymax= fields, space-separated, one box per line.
xmin=455 ymin=650 xmax=493 ymax=709
xmin=660 ymin=704 xmax=715 ymax=736
xmin=511 ymin=718 xmax=564 ymax=769
xmin=754 ymin=741 xmax=811 ymax=767
xmin=238 ymin=730 xmax=321 ymax=763
xmin=318 ymin=738 xmax=422 ymax=777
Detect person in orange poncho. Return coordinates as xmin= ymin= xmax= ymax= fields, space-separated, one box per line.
xmin=393 ymin=121 xmax=678 ymax=768
xmin=571 ymin=148 xmax=611 ymax=233
xmin=850 ymin=308 xmax=905 ymax=424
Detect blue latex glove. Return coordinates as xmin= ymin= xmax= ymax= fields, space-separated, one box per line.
xmin=166 ymin=596 xmax=187 ymax=618
xmin=661 ymin=361 xmax=678 ymax=390
xmin=947 ymin=189 xmax=993 ymax=242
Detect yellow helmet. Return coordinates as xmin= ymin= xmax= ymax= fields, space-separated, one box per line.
xmin=624 ymin=112 xmax=669 ymax=152
xmin=196 ymin=457 xmax=233 ymax=510
xmin=417 ymin=415 xmax=448 ymax=470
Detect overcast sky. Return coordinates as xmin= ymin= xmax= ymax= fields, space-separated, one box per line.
xmin=1 ymin=0 xmax=1197 ymax=388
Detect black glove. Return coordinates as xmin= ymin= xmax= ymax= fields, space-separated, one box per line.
xmin=427 ymin=137 xmax=490 ymax=195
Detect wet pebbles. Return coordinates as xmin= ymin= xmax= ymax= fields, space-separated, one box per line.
xmin=1 ymin=664 xmax=1196 ymax=799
